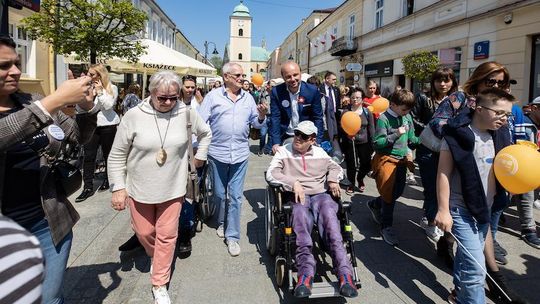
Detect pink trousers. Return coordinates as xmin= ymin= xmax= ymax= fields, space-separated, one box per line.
xmin=128 ymin=197 xmax=183 ymax=286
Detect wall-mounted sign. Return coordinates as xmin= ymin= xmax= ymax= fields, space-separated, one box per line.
xmin=474 ymin=41 xmax=490 ymax=60
xmin=364 ymin=60 xmax=393 ymax=77
xmin=346 ymin=63 xmax=363 ymax=72
xmin=10 ymin=0 xmax=40 ymax=12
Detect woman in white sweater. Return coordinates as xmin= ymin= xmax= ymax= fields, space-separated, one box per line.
xmin=108 ymin=71 xmax=211 ymax=304
xmin=76 ymin=64 xmax=120 ymax=202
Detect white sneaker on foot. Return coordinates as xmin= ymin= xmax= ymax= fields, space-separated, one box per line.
xmin=425 ymin=225 xmax=444 ymax=242
xmin=152 ymin=286 xmax=171 ymax=304
xmin=534 ymin=200 xmax=540 ymax=210
xmin=419 ymin=217 xmax=429 ymax=230
xmin=406 ymin=173 xmax=418 ymax=185
xmin=216 ymin=225 xmax=224 ymax=238
xmin=227 ymin=239 xmax=241 ymax=257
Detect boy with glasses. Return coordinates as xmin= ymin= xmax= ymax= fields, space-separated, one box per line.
xmin=266 ymin=121 xmax=358 ymax=299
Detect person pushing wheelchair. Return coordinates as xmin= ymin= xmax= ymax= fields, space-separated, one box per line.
xmin=266 ymin=120 xmax=358 ymax=298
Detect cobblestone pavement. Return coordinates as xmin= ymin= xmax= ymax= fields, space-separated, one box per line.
xmin=64 ymin=142 xmax=540 ymax=303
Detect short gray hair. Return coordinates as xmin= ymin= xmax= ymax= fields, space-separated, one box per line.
xmin=222 ymin=62 xmax=242 ymax=75
xmin=148 ymin=71 xmax=181 ymax=94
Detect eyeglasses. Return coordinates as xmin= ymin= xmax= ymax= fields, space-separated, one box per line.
xmin=182 ymin=75 xmax=197 ymax=82
xmin=156 ymin=95 xmax=178 ymax=102
xmin=294 ymin=130 xmax=313 ymax=140
xmin=484 ymin=78 xmax=508 ymax=88
xmin=229 ymin=73 xmax=246 ymax=79
xmin=479 ymin=105 xmax=513 ymax=118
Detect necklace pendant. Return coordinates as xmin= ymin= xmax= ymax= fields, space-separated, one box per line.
xmin=156 ymin=148 xmax=167 ymax=165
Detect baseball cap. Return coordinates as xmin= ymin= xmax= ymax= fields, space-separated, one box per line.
xmin=531 ymin=96 xmax=540 ymax=105
xmin=294 ymin=121 xmax=318 ymax=136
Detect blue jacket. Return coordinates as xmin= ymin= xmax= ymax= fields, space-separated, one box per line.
xmin=269 ymin=81 xmax=324 ymax=144
xmin=442 ymin=107 xmax=511 ymax=223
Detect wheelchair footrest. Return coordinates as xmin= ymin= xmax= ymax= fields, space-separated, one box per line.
xmin=308 ymin=281 xmax=341 ymax=298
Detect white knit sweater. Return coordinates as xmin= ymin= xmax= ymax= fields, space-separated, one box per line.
xmin=107 ymin=98 xmax=212 ymax=204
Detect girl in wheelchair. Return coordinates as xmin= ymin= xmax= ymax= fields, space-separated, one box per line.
xmin=266 ymin=121 xmax=358 ymax=298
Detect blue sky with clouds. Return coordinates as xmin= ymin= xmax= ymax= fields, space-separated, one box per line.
xmin=156 ymin=0 xmax=344 ymax=57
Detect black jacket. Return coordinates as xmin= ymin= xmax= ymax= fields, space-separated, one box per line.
xmin=442 ymin=107 xmax=511 ymax=223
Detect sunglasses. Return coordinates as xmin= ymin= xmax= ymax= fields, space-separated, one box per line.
xmin=156 ymin=95 xmax=178 ymax=102
xmin=294 ymin=130 xmax=313 ymax=140
xmin=478 ymin=105 xmax=513 ymax=118
xmin=229 ymin=73 xmax=246 ymax=79
xmin=0 ymin=59 xmax=21 ymax=70
xmin=484 ymin=78 xmax=507 ymax=88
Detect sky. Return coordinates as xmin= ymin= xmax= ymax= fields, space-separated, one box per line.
xmin=156 ymin=0 xmax=344 ymax=58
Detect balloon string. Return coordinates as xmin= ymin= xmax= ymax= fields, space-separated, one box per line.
xmin=448 ymin=231 xmax=512 ymax=302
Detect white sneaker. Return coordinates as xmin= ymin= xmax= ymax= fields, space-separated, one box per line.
xmin=227 ymin=239 xmax=241 ymax=257
xmin=534 ymin=200 xmax=540 ymax=210
xmin=406 ymin=173 xmax=418 ymax=185
xmin=216 ymin=225 xmax=224 ymax=238
xmin=425 ymin=225 xmax=444 ymax=242
xmin=152 ymin=286 xmax=170 ymax=304
xmin=419 ymin=217 xmax=429 ymax=230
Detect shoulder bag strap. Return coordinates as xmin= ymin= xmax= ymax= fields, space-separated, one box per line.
xmin=186 ymin=106 xmax=199 ymax=200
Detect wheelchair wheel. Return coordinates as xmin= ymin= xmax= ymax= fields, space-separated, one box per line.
xmin=275 ymin=257 xmax=287 ymax=287
xmin=265 ymin=186 xmax=277 ymax=255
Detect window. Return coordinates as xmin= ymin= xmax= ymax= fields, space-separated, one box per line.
xmin=375 ymin=0 xmax=384 ymax=29
xmin=349 ymin=15 xmax=355 ymax=40
xmin=239 ymin=29 xmax=243 ymax=36
xmin=238 ymin=53 xmax=243 ymax=60
xmin=402 ymin=0 xmax=414 ymax=17
xmin=8 ymin=24 xmax=31 ymax=75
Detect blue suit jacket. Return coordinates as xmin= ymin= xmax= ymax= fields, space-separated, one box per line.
xmin=269 ymin=81 xmax=324 ymax=145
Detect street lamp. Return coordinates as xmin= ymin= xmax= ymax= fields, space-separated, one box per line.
xmin=203 ymin=41 xmax=219 ymax=90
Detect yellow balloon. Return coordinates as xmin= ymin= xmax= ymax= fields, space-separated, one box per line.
xmin=340 ymin=111 xmax=362 ymax=136
xmin=371 ymin=97 xmax=389 ymax=114
xmin=367 ymin=105 xmax=374 ymax=112
xmin=493 ymin=144 xmax=540 ymax=194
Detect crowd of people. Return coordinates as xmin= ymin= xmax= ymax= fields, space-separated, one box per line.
xmin=1 ymin=28 xmax=540 ymax=303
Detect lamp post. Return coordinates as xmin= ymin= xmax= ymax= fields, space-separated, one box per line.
xmin=204 ymin=41 xmax=219 ymax=91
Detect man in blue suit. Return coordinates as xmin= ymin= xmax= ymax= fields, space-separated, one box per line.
xmin=270 ymin=61 xmax=324 ymax=153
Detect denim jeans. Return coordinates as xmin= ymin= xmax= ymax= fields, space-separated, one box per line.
xmin=208 ymin=156 xmax=249 ymax=242
xmin=27 ymin=218 xmax=73 ymax=304
xmin=291 ymin=193 xmax=353 ymax=277
xmin=490 ymin=193 xmax=509 ymax=240
xmin=517 ymin=191 xmax=536 ymax=231
xmin=372 ymin=164 xmax=407 ymax=228
xmin=259 ymin=120 xmax=269 ymax=151
xmin=451 ymin=206 xmax=489 ymax=304
xmin=416 ymin=145 xmax=439 ymax=222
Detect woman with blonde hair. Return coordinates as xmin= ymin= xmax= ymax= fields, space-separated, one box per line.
xmin=76 ymin=63 xmax=120 ymax=202
xmin=108 ymin=71 xmax=211 ymax=303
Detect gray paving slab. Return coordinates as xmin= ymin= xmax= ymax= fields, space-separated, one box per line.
xmin=64 ymin=141 xmax=540 ymax=303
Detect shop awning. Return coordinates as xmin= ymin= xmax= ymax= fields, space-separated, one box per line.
xmin=64 ymin=39 xmax=216 ymax=77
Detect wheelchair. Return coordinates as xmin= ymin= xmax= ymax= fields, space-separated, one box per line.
xmin=192 ymin=162 xmax=216 ymax=233
xmin=264 ymin=175 xmax=361 ymax=298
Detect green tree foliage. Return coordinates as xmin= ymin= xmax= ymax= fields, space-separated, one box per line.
xmin=209 ymin=55 xmax=223 ymax=75
xmin=22 ymin=0 xmax=148 ymax=64
xmin=401 ymin=51 xmax=440 ymax=83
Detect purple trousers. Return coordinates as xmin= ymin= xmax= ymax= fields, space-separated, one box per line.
xmin=291 ymin=193 xmax=353 ymax=277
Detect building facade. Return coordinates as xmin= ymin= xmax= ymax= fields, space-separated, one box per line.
xmin=273 ymin=0 xmax=540 ymax=103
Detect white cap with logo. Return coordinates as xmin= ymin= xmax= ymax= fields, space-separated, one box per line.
xmin=294 ymin=121 xmax=318 ymax=136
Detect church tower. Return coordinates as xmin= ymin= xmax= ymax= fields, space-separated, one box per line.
xmin=229 ymin=1 xmax=252 ymax=77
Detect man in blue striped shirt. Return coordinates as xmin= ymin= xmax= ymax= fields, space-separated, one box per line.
xmin=198 ymin=62 xmax=268 ymax=256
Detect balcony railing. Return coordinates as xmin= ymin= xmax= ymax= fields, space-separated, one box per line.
xmin=329 ymin=36 xmax=358 ymax=57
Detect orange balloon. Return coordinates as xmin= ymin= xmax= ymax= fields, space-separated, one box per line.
xmin=371 ymin=97 xmax=389 ymax=114
xmin=251 ymin=73 xmax=264 ymax=86
xmin=493 ymin=144 xmax=540 ymax=194
xmin=340 ymin=111 xmax=362 ymax=136
xmin=367 ymin=105 xmax=374 ymax=112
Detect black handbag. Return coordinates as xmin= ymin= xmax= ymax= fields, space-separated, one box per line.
xmin=51 ymin=159 xmax=82 ymax=197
